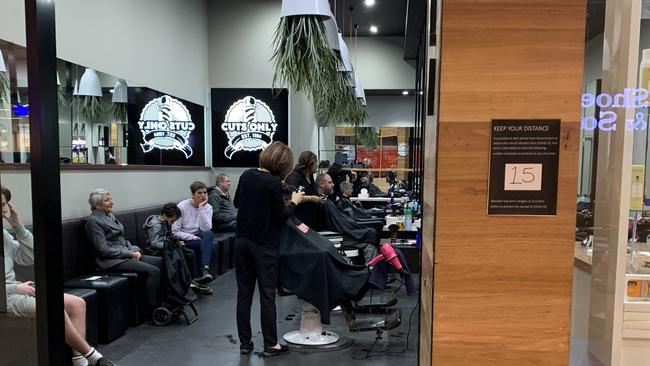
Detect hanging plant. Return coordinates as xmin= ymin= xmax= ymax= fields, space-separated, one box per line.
xmin=272 ymin=15 xmax=338 ymax=99
xmin=57 ymin=85 xmax=67 ymax=107
xmin=355 ymin=126 xmax=379 ymax=150
xmin=0 ymin=71 xmax=9 ymax=104
xmin=314 ymin=71 xmax=369 ymax=127
xmin=71 ymin=95 xmax=106 ymax=122
xmin=110 ymin=103 xmax=127 ymax=123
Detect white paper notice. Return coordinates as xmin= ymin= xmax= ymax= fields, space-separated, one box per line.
xmin=504 ymin=163 xmax=542 ymax=191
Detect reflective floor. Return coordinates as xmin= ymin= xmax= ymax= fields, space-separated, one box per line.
xmin=100 ymin=270 xmax=420 ymax=366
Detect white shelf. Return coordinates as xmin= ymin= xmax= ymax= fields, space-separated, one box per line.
xmin=626 ymin=274 xmax=650 ymax=280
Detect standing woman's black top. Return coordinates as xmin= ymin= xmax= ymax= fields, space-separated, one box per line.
xmin=234 ymin=168 xmax=296 ymax=247
xmin=285 ymin=170 xmax=321 ymax=230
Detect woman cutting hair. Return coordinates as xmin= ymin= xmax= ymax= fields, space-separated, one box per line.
xmin=233 ymin=141 xmax=304 ymax=357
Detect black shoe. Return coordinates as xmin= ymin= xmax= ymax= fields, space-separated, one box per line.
xmin=197 ymin=266 xmax=213 ymax=283
xmin=262 ymin=344 xmax=290 ymax=357
xmin=96 ymin=358 xmax=119 ymax=366
xmin=240 ymin=341 xmax=254 ymax=355
xmin=190 ymin=280 xmax=214 ymax=295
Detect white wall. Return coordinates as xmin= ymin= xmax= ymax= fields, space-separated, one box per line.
xmin=365 ymin=95 xmax=416 ymax=128
xmin=1 ymin=170 xmax=211 ymax=224
xmin=350 ymin=37 xmax=415 ymax=90
xmin=0 ymin=0 xmax=209 ymax=106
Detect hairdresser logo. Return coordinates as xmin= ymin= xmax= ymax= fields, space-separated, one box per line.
xmin=221 ymin=96 xmax=277 ymax=159
xmin=137 ymin=95 xmax=196 ymax=158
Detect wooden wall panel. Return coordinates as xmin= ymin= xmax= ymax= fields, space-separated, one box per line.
xmin=432 ymin=0 xmax=586 ymax=364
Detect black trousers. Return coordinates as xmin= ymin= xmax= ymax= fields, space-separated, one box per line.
xmin=110 ymin=255 xmax=162 ymax=307
xmin=235 ymin=237 xmax=279 ymax=348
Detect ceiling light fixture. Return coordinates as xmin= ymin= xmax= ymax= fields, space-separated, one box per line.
xmin=111 ymin=79 xmax=128 ymax=103
xmin=0 ymin=49 xmax=5 ymax=73
xmin=369 ymin=25 xmax=378 ymax=34
xmin=364 ymin=0 xmax=376 ymax=7
xmin=77 ymin=68 xmax=102 ymax=97
xmin=402 ymin=90 xmax=409 ymax=96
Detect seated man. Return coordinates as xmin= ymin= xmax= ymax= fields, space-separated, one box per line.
xmin=85 ymin=189 xmax=162 ymax=311
xmin=143 ymin=203 xmax=213 ymax=295
xmin=337 ymin=181 xmax=375 ymax=220
xmin=338 ymin=181 xmax=357 ymax=212
xmin=172 ymin=181 xmax=214 ymax=283
xmin=315 ymin=173 xmax=336 ymax=202
xmin=3 ymin=186 xmax=118 ymax=366
xmin=207 ymin=173 xmax=237 ymax=232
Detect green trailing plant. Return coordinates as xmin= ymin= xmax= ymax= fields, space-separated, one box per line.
xmin=110 ymin=103 xmax=127 ymax=123
xmin=71 ymin=95 xmax=106 ymax=122
xmin=57 ymin=86 xmax=67 ymax=107
xmin=0 ymin=71 xmax=9 ymax=105
xmin=272 ymin=14 xmax=369 ymax=131
xmin=272 ymin=15 xmax=339 ymax=99
xmin=355 ymin=126 xmax=379 ymax=150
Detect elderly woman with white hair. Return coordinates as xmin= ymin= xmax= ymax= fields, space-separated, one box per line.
xmin=84 ymin=189 xmax=162 ymax=311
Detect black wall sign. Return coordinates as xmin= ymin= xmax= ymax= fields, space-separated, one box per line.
xmin=488 ymin=119 xmax=561 ymax=215
xmin=127 ymin=87 xmax=205 ymax=166
xmin=211 ymin=88 xmax=289 ymax=168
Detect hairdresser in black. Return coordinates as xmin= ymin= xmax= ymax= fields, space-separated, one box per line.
xmin=233 ymin=141 xmax=304 ymax=358
xmin=285 ymin=151 xmax=327 ymax=230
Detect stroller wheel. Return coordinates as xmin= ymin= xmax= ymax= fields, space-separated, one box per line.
xmin=152 ymin=307 xmax=173 ymax=326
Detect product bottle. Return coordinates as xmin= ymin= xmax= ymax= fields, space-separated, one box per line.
xmin=639 ymin=49 xmax=650 ymax=106
xmin=404 ymin=206 xmax=412 ymax=231
xmin=390 ymin=192 xmax=396 ymax=215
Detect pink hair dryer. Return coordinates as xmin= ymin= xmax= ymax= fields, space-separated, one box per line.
xmin=368 ymin=243 xmax=403 ymax=272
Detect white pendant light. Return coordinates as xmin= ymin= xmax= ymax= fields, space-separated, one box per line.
xmin=280 ymin=0 xmax=334 ymax=18
xmin=78 ymin=68 xmax=102 ymax=97
xmin=56 ymin=72 xmax=61 ymax=86
xmin=324 ymin=18 xmax=340 ymax=51
xmin=0 ymin=49 xmax=6 ymax=73
xmin=337 ymin=33 xmax=354 ymax=73
xmin=73 ymin=79 xmax=79 ymax=96
xmin=111 ymin=79 xmax=128 ymax=103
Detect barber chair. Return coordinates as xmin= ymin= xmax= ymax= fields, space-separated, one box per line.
xmin=283 ymin=302 xmax=340 ymax=346
xmin=318 ymin=231 xmax=363 ymax=264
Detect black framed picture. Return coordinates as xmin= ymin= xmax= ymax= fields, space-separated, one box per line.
xmin=127 ymin=87 xmax=205 ymax=166
xmin=211 ymin=88 xmax=289 ymax=167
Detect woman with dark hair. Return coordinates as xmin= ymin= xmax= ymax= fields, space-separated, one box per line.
xmin=233 ymin=141 xmax=304 ymax=357
xmin=285 ymin=151 xmax=326 ymax=229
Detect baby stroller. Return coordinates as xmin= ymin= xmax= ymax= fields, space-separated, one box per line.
xmin=152 ymin=237 xmax=199 ymax=326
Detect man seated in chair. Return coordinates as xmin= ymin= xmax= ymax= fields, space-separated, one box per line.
xmin=315 ymin=173 xmax=336 ymax=202
xmin=207 ymin=173 xmax=237 ymax=232
xmin=3 ymin=186 xmax=119 ymax=366
xmin=172 ymin=181 xmax=214 ymax=283
xmin=85 ymin=189 xmax=162 ymax=313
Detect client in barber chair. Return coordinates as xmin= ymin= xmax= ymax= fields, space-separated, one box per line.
xmin=337 ymin=181 xmax=376 ymax=220
xmin=234 ymin=141 xmax=305 ymax=357
xmin=3 ymin=187 xmax=118 ymax=366
xmin=85 ymin=189 xmax=162 ymax=314
xmin=142 ymin=203 xmax=213 ymax=295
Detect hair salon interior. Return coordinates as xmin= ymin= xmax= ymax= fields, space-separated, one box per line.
xmin=2 ymin=0 xmax=650 ymax=365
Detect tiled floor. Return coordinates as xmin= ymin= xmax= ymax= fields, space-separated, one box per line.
xmin=100 ymin=270 xmax=420 ymax=366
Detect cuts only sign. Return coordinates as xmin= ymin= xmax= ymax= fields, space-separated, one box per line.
xmin=488 ymin=120 xmax=560 ymax=216
xmin=211 ymin=89 xmax=288 ymax=167
xmin=127 ymin=87 xmax=205 ymax=166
